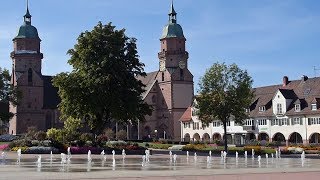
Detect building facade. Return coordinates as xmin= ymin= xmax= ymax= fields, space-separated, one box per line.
xmin=181 ymin=76 xmax=320 ymax=146
xmin=135 ymin=3 xmax=194 ymax=141
xmin=8 ymin=3 xmax=193 ymax=140
xmin=9 ymin=5 xmax=61 ymax=134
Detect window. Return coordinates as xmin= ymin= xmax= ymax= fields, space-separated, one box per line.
xmin=295 ymin=104 xmax=301 ymax=112
xmin=259 ymin=106 xmax=265 ymax=112
xmin=277 ymin=103 xmax=283 ymax=114
xmin=226 ymin=121 xmax=231 ymax=126
xmin=245 ymin=119 xmax=253 ymax=126
xmin=292 ymin=117 xmax=302 ymax=125
xmin=245 ymin=108 xmax=250 ymax=113
xmin=258 ymin=119 xmax=267 ymax=125
xmin=192 ymin=108 xmax=199 ymax=116
xmin=184 ymin=122 xmax=191 ymax=128
xmin=193 ymin=122 xmax=200 ymax=130
xmin=180 ymin=69 xmax=184 ymax=81
xmin=161 ymin=72 xmax=164 ymax=81
xmin=271 ymin=118 xmax=289 ymax=126
xmin=28 ymin=68 xmax=32 ymax=83
xmin=213 ymin=121 xmax=221 ymax=127
xmin=311 ymin=104 xmax=317 ymax=111
xmin=308 ymin=118 xmax=320 ymax=125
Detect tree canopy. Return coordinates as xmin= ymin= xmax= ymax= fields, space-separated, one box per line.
xmin=53 ymin=22 xmax=152 ymax=134
xmin=0 ymin=67 xmax=20 ymax=123
xmin=197 ymin=62 xmax=254 ymax=151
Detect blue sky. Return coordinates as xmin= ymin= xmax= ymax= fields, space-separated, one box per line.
xmin=0 ymin=0 xmax=319 ymax=91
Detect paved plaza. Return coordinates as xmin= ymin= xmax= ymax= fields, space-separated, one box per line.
xmin=0 ymin=152 xmax=319 ymax=179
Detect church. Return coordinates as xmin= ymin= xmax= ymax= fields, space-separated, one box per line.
xmin=8 ymin=3 xmax=194 ymax=141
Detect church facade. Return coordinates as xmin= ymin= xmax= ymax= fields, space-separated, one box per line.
xmin=8 ymin=3 xmax=194 ymax=140
xmin=9 ymin=5 xmax=64 ymax=135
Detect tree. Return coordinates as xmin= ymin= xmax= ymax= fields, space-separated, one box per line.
xmin=0 ymin=67 xmax=20 ymax=123
xmin=197 ymin=62 xmax=254 ymax=152
xmin=53 ymin=22 xmax=152 ymax=135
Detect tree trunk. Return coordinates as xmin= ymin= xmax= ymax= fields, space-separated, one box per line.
xmin=223 ymin=120 xmax=228 ymax=153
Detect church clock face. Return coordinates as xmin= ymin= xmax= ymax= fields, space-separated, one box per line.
xmin=179 ymin=60 xmax=186 ymax=69
xmin=159 ymin=60 xmax=165 ymax=71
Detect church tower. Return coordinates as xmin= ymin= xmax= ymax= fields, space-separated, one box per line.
xmin=156 ymin=2 xmax=194 ymax=140
xmin=9 ymin=2 xmax=45 ymax=134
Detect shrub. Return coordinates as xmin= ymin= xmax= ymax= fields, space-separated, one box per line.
xmin=9 ymin=139 xmax=32 ymax=148
xmin=47 ymin=128 xmax=65 ymax=143
xmin=104 ymin=128 xmax=115 ymax=140
xmin=11 ymin=146 xmax=28 ymax=152
xmin=182 ymin=144 xmax=207 ymax=151
xmin=34 ymin=131 xmax=47 ymax=141
xmin=117 ymin=130 xmax=127 ymax=140
xmin=69 ymin=146 xmax=102 ymax=154
xmin=97 ymin=134 xmax=108 ymax=146
xmin=25 ymin=146 xmax=59 ymax=154
xmin=42 ymin=140 xmax=52 ymax=147
xmin=80 ymin=133 xmax=94 ymax=143
xmin=149 ymin=143 xmax=172 ymax=150
xmin=31 ymin=140 xmax=40 ymax=146
xmin=25 ymin=126 xmax=37 ymax=139
xmin=0 ymin=134 xmax=18 ymax=142
xmin=0 ymin=144 xmax=9 ymax=151
xmin=244 ymin=146 xmax=261 ymax=154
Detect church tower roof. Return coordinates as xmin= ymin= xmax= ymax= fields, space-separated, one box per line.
xmin=15 ymin=0 xmax=40 ymax=40
xmin=160 ymin=1 xmax=185 ymax=40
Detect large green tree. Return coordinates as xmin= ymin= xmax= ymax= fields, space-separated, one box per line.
xmin=53 ymin=22 xmax=152 ymax=134
xmin=197 ymin=62 xmax=254 ymax=152
xmin=0 ymin=67 xmax=20 ymax=123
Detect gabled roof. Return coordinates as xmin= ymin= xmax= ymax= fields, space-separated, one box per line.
xmin=179 ymin=107 xmax=192 ymax=122
xmin=250 ymin=76 xmax=320 ymax=117
xmin=136 ymin=71 xmax=158 ymax=99
xmin=278 ymin=89 xmax=297 ymax=99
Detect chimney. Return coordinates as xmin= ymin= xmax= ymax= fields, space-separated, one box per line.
xmin=283 ymin=76 xmax=289 ymax=87
xmin=301 ymin=75 xmax=308 ymax=81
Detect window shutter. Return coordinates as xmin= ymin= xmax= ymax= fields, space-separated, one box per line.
xmin=308 ymin=118 xmax=311 ymax=125
xmin=291 ymin=118 xmax=294 ymax=125
xmin=287 ymin=119 xmax=290 ymax=125
xmin=300 ymin=118 xmax=303 ymax=125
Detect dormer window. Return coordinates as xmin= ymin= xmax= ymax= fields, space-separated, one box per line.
xmin=295 ymin=104 xmax=301 ymax=112
xmin=311 ymin=103 xmax=317 ymax=111
xmin=259 ymin=106 xmax=265 ymax=112
xmin=277 ymin=103 xmax=283 ymax=114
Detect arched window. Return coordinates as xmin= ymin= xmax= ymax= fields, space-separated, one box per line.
xmin=28 ymin=68 xmax=32 ymax=83
xmin=180 ymin=69 xmax=184 ymax=80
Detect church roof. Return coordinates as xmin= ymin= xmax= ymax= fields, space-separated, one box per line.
xmin=161 ymin=2 xmax=184 ymax=39
xmin=136 ymin=71 xmax=158 ymax=99
xmin=15 ymin=1 xmax=40 ymax=40
xmin=43 ymin=76 xmax=60 ymax=109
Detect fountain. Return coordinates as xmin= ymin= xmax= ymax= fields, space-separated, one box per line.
xmin=67 ymin=147 xmax=71 ymax=162
xmin=17 ymin=148 xmax=21 ymax=164
xmin=244 ymin=151 xmax=248 ymax=159
xmin=173 ymin=154 xmax=177 ymax=164
xmin=194 ymin=152 xmax=197 ymax=162
xmin=145 ymin=149 xmax=150 ymax=162
xmin=60 ymin=153 xmax=67 ymax=164
xmin=275 ymin=150 xmax=278 ymax=158
xmin=1 ymin=151 xmax=6 ymax=163
xmin=36 ymin=155 xmax=42 ymax=168
xmin=87 ymin=150 xmax=92 ymax=162
xmin=101 ymin=150 xmax=106 ymax=161
xmin=122 ymin=149 xmax=126 ymax=161
xmin=169 ymin=151 xmax=172 ymax=162
xmin=251 ymin=149 xmax=255 ymax=159
xmin=257 ymin=155 xmax=261 ymax=167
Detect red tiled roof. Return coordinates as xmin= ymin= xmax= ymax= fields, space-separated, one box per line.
xmin=180 ymin=107 xmax=192 ymax=122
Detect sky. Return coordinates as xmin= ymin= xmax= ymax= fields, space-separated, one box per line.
xmin=0 ymin=0 xmax=319 ymax=92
